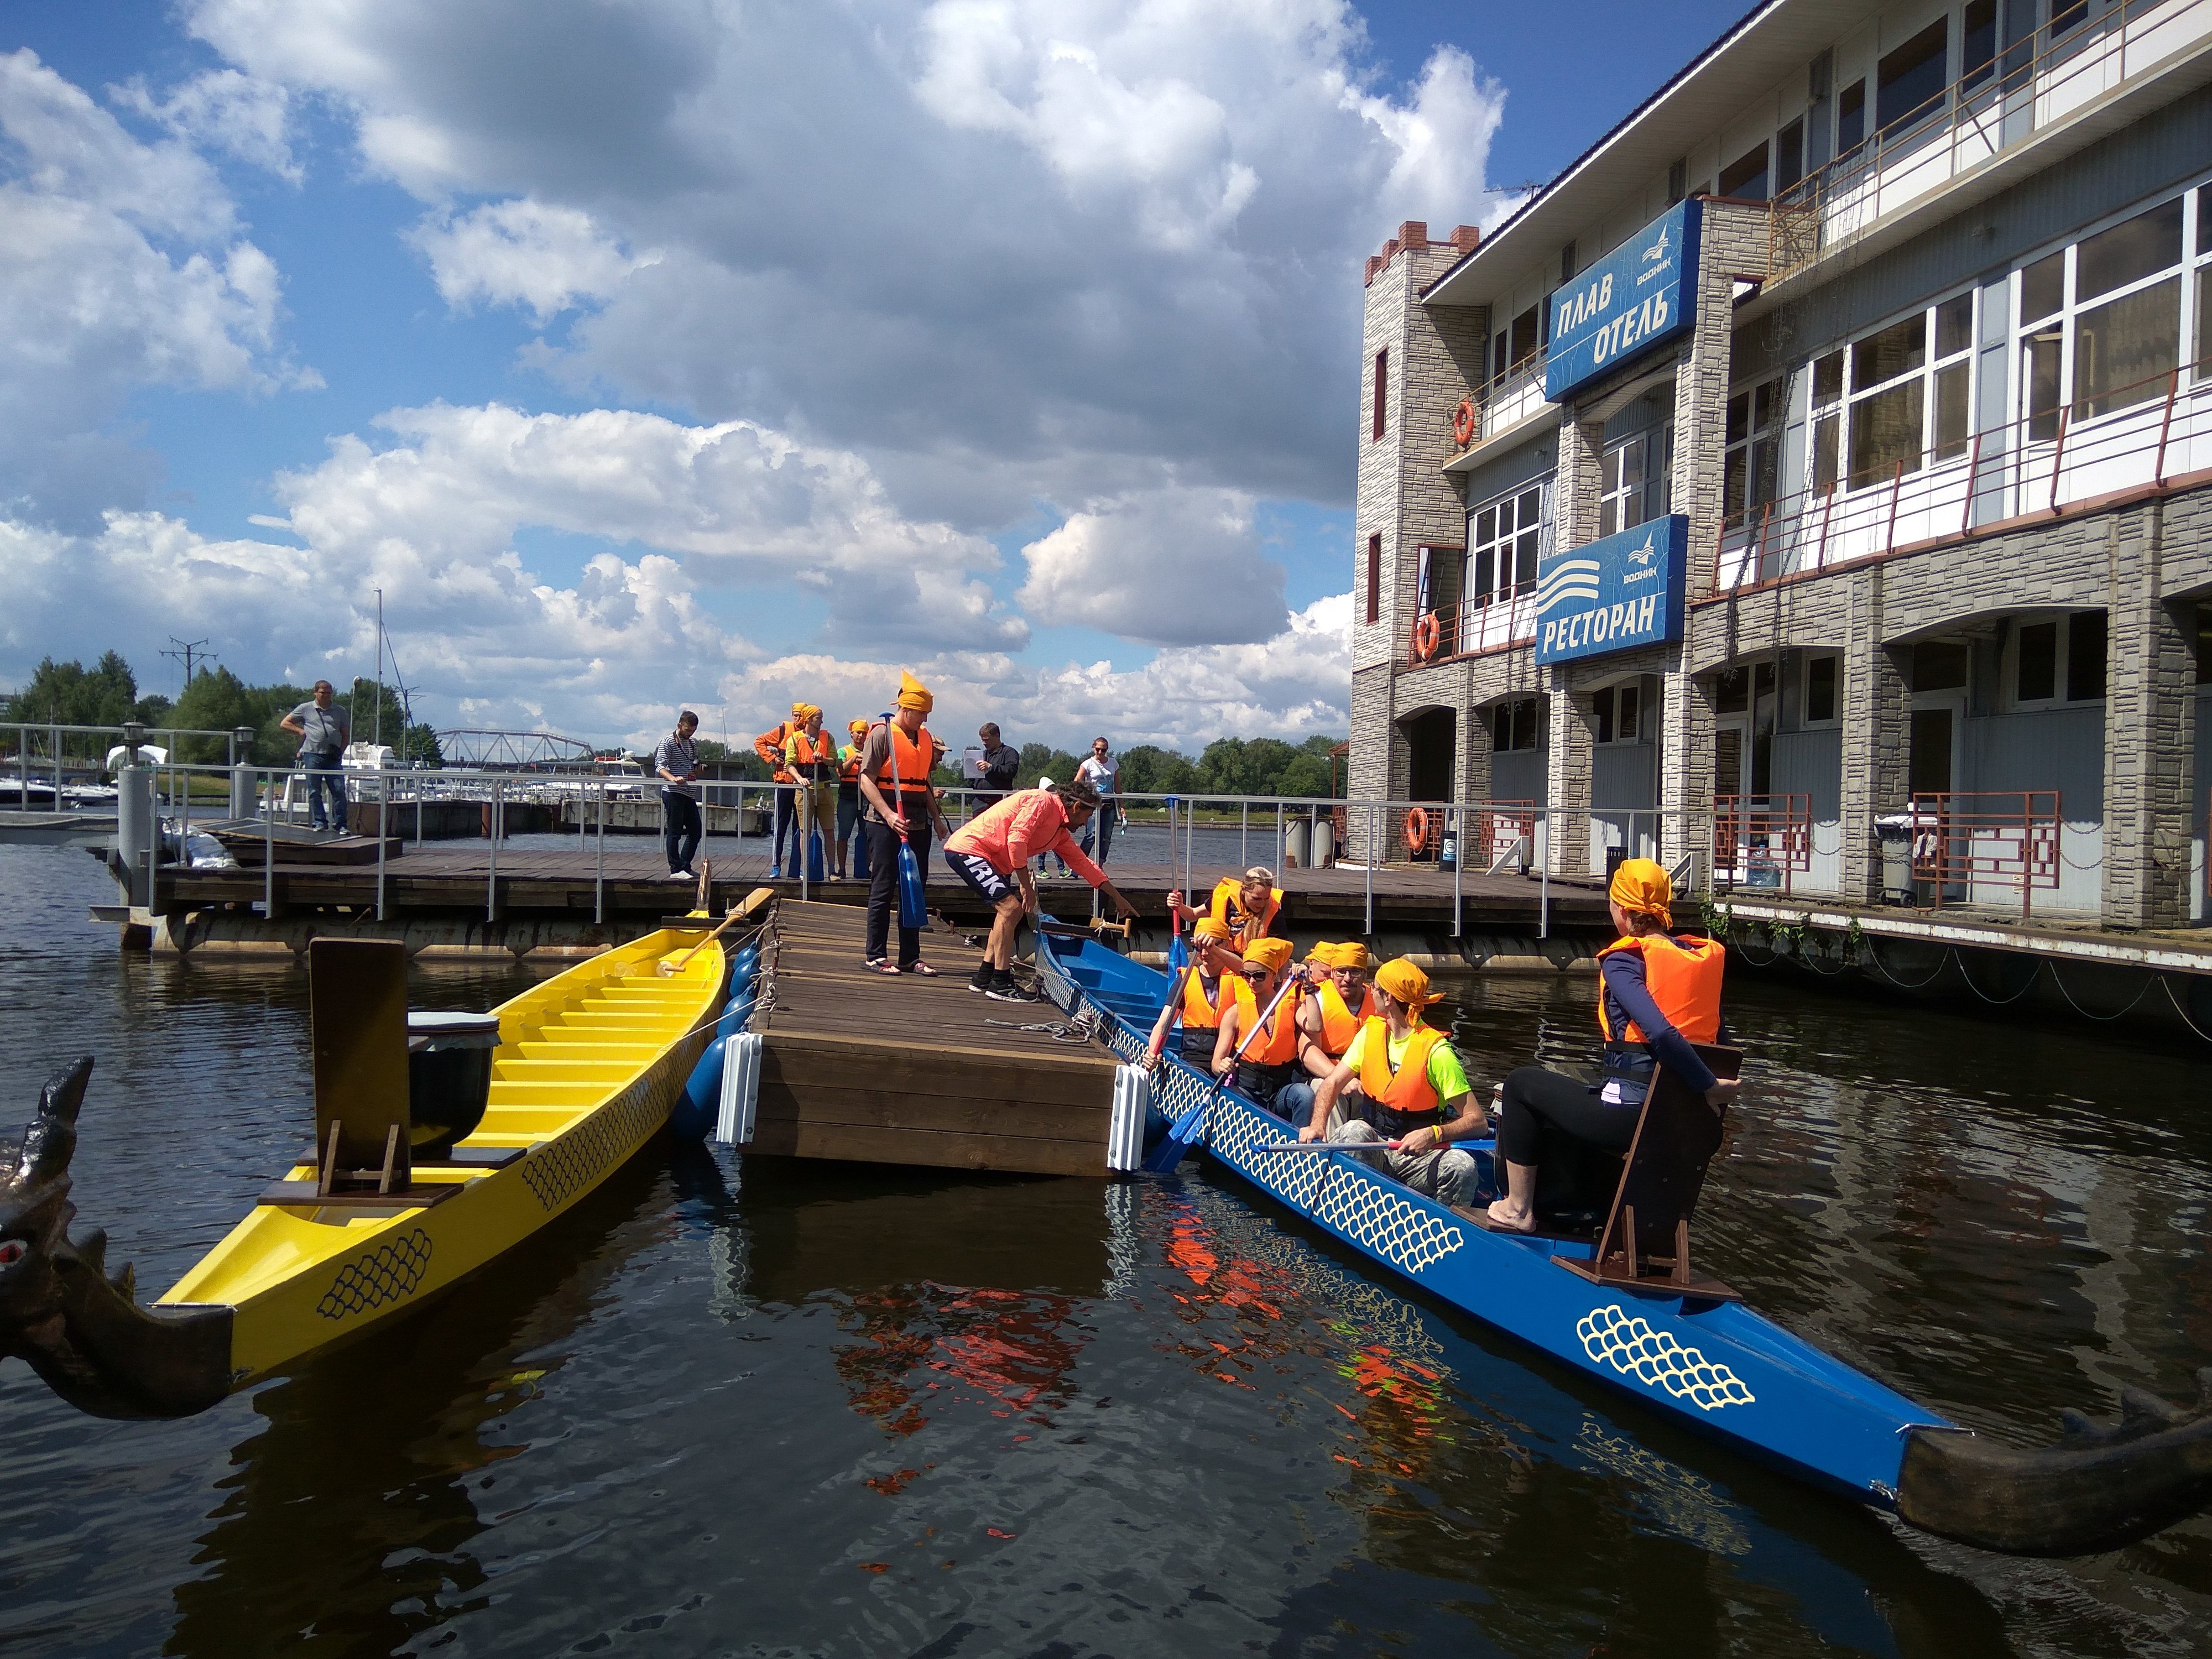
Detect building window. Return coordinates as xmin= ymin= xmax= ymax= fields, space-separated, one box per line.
xmin=1804 ymin=654 xmax=1840 ymax=724
xmin=1509 ymin=305 xmax=1540 ymax=375
xmin=1877 ymin=18 xmax=1949 ymax=139
xmin=1491 ymin=697 xmax=1542 ymax=753
xmin=1372 ymin=349 xmax=1387 ymax=441
xmin=1838 ymin=78 xmax=1866 ymax=154
xmin=1775 ymin=117 xmax=1805 ymax=198
xmin=1719 ymin=141 xmax=1769 ymax=202
xmin=1594 ymin=682 xmax=1642 ymax=744
xmin=2018 ymin=193 xmax=2192 ymax=441
xmin=1812 ymin=292 xmax=1975 ymax=491
xmin=1467 ymin=484 xmax=1545 ymax=608
xmin=1667 ymin=157 xmax=1687 ymax=204
xmin=1365 ymin=534 xmax=1381 ymax=625
xmin=1598 ymin=432 xmax=1657 ymax=538
xmin=1962 ymin=0 xmax=1997 ymax=91
xmin=2007 ymin=613 xmax=2107 ymax=706
xmin=1724 ymin=377 xmax=1783 ymax=524
xmin=1561 ymin=241 xmax=1578 ymax=283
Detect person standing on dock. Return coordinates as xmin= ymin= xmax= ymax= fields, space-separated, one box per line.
xmin=943 ymin=776 xmax=1139 ymax=1000
xmin=1075 ymin=737 xmax=1120 ymax=865
xmin=754 ymin=703 xmax=805 ymax=873
xmin=280 ymin=679 xmax=352 ymax=832
xmin=1300 ymin=957 xmax=1485 ymax=1208
xmin=781 ymin=704 xmax=837 ymax=880
xmin=1484 ymin=859 xmax=1736 ymax=1233
xmin=1168 ymin=868 xmax=1282 ymax=948
xmin=1141 ymin=916 xmax=1246 ymax=1068
xmin=975 ymin=723 xmax=1019 ymax=807
xmin=855 ymin=673 xmax=952 ymax=974
xmin=654 ymin=711 xmax=705 ymax=879
xmin=835 ymin=718 xmax=871 ymax=881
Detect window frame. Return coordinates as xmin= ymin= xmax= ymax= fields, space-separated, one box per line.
xmin=1464 ymin=482 xmax=1548 ymax=610
xmin=1490 ymin=695 xmax=1544 ymax=754
xmin=1803 ymin=288 xmax=1979 ymax=495
xmin=1372 ymin=348 xmax=1388 ymax=442
xmin=2003 ymin=612 xmax=2107 ymax=708
xmin=1802 ymin=653 xmax=1842 ymax=728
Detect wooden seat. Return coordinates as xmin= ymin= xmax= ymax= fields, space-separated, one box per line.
xmin=1553 ymin=1042 xmax=1743 ymax=1302
xmin=306 ymin=937 xmax=413 ymax=1197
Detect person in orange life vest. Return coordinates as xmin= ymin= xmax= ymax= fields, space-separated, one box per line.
xmin=834 ymin=718 xmax=871 ymax=881
xmin=1484 ymin=858 xmax=1737 ymax=1234
xmin=1297 ymin=941 xmax=1380 ymax=1079
xmin=1167 ymin=868 xmax=1282 ymax=948
xmin=1141 ymin=916 xmax=1248 ymax=1068
xmin=1301 ymin=957 xmax=1486 ymax=1208
xmin=854 ymin=672 xmax=953 ymax=974
xmin=942 ymin=777 xmax=1138 ymax=1001
xmin=781 ymin=704 xmax=837 ymax=879
xmin=1211 ymin=938 xmax=1314 ymax=1120
xmin=754 ymin=702 xmax=806 ymax=872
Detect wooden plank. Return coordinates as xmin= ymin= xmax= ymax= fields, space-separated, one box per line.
xmin=759 ymin=1035 xmax=1114 ymax=1100
xmin=742 ymin=1117 xmax=1105 ymax=1176
xmin=755 ymin=1082 xmax=1107 ymax=1140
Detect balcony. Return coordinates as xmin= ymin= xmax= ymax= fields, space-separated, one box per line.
xmin=1400 ymin=589 xmax=1541 ymax=670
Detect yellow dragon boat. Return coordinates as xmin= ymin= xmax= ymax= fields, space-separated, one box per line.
xmin=0 ymin=894 xmax=769 ymax=1418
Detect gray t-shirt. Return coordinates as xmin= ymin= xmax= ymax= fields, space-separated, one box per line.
xmin=653 ymin=734 xmax=701 ymax=800
xmin=289 ymin=700 xmax=351 ymax=757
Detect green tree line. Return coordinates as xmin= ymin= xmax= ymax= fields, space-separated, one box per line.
xmin=1010 ymin=734 xmax=1342 ymax=801
xmin=1 ymin=654 xmax=441 ymax=766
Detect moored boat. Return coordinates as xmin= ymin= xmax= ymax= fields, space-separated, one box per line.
xmin=1035 ymin=931 xmax=2212 ymax=1557
xmin=0 ymin=896 xmax=769 ymax=1418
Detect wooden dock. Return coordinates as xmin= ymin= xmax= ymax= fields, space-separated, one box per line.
xmin=744 ymin=902 xmax=1123 ymax=1176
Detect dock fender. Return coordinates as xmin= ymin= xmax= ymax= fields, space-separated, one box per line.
xmin=669 ymin=1035 xmax=729 ymax=1141
xmin=1896 ymin=1370 xmax=2212 ymax=1554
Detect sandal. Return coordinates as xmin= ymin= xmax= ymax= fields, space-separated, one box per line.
xmin=904 ymin=961 xmax=941 ymax=977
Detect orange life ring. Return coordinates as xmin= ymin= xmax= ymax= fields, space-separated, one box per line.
xmin=1403 ymin=806 xmax=1430 ymax=852
xmin=1451 ymin=398 xmax=1477 ymax=447
xmin=1412 ymin=612 xmax=1441 ymax=661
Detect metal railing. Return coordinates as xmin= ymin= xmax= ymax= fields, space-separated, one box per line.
xmin=1713 ymin=794 xmax=1814 ymax=897
xmin=1402 ymin=588 xmax=1542 ymax=668
xmin=1715 ymin=365 xmax=2212 ymax=592
xmin=1765 ymin=0 xmax=2209 ymax=285
xmin=1902 ymin=790 xmax=2064 ymax=920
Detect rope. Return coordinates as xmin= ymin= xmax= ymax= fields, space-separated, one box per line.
xmin=1952 ymin=952 xmax=2041 ymax=1006
xmin=2045 ymin=959 xmax=2158 ymax=1022
xmin=980 ymin=1017 xmax=1099 ymax=1045
xmin=2161 ymin=975 xmax=2212 ymax=1044
xmin=1860 ymin=937 xmax=1954 ymax=990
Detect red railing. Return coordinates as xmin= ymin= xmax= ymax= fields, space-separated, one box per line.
xmin=1712 ymin=794 xmax=1813 ymax=896
xmin=1402 ymin=591 xmax=1540 ymax=669
xmin=1382 ymin=801 xmax=1536 ymax=867
xmin=1903 ymin=791 xmax=2063 ymax=920
xmin=1714 ymin=366 xmax=2210 ymax=593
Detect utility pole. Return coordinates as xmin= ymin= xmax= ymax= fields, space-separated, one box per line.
xmin=374 ymin=589 xmax=384 ymax=748
xmin=161 ymin=636 xmax=215 ymax=692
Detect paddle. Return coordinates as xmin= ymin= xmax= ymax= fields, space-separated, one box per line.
xmin=1166 ymin=905 xmax=1188 ymax=974
xmin=1255 ymin=1139 xmax=1415 ymax=1153
xmin=884 ymin=717 xmax=928 ymax=931
xmin=657 ymin=905 xmax=743 ymax=976
xmin=1144 ymin=964 xmax=1304 ymax=1173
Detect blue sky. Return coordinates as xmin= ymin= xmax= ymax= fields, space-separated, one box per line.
xmin=2 ymin=0 xmax=1746 ymax=748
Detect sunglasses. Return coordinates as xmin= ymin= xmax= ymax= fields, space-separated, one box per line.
xmin=1239 ymin=969 xmax=1271 ymax=983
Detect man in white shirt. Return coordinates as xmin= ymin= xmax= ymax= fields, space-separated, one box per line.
xmin=1075 ymin=737 xmax=1120 ymax=865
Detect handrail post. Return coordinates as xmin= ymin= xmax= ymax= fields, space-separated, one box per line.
xmin=594 ymin=777 xmax=605 ymax=925
xmin=2048 ymin=408 xmax=2069 ymax=514
xmin=487 ymin=774 xmax=500 ymax=923
xmin=1240 ymin=800 xmax=1248 ymax=870
xmin=1363 ymin=802 xmax=1375 ymax=938
xmin=1884 ymin=458 xmax=1905 ymax=553
xmin=1817 ymin=482 xmax=1835 ymax=568
xmin=2153 ymin=367 xmax=2179 ymax=486
xmin=1539 ymin=808 xmax=1550 ymax=939
xmin=1452 ymin=799 xmax=1463 ymax=938
xmin=263 ymin=769 xmax=275 ymax=916
xmin=1960 ymin=431 xmax=1981 ymax=536
xmin=375 ymin=769 xmax=388 ymax=921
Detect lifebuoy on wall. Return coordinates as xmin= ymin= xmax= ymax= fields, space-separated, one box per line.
xmin=1452 ymin=399 xmax=1477 ymax=447
xmin=1412 ymin=612 xmax=1441 ymax=661
xmin=1403 ymin=806 xmax=1430 ymax=852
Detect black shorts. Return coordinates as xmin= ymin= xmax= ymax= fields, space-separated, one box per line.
xmin=946 ymin=848 xmax=1014 ymax=904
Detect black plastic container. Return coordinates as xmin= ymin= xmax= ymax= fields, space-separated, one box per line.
xmin=406 ymin=1011 xmax=500 ymax=1156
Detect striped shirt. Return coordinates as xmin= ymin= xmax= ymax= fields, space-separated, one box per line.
xmin=653 ymin=734 xmax=701 ymax=800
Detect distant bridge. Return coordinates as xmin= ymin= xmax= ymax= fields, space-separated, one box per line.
xmin=435 ymin=729 xmax=607 ymax=770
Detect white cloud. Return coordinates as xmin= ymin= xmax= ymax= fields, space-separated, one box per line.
xmin=185 ymin=0 xmax=1511 ymax=571
xmin=408 ymin=197 xmax=658 ymax=321
xmin=109 ymin=67 xmax=301 ymax=182
xmin=1016 ymin=487 xmax=1285 ymax=645
xmin=0 ymin=50 xmax=307 ymax=527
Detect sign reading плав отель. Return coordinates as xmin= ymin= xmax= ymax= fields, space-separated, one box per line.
xmin=1543 ymin=200 xmax=1702 ymax=404
xmin=1534 ymin=514 xmax=1688 ymax=666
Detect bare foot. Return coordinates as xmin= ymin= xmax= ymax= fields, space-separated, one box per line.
xmin=1485 ymin=1199 xmax=1536 ymax=1233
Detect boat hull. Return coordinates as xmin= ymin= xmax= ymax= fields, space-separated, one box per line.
xmin=1036 ymin=936 xmax=1948 ymax=1510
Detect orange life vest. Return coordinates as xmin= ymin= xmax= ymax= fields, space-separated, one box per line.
xmin=873 ymin=721 xmax=936 ymax=796
xmin=1356 ymin=1017 xmax=1446 ymax=1119
xmin=1314 ymin=980 xmax=1377 ymax=1057
xmin=1229 ymin=983 xmax=1302 ymax=1067
xmin=755 ymin=721 xmax=796 ymax=785
xmin=1208 ymin=875 xmax=1281 ymax=946
xmin=1180 ymin=966 xmax=1251 ymax=1030
xmin=1595 ymin=933 xmax=1725 ymax=1045
xmin=838 ymin=743 xmax=863 ymax=785
xmin=786 ymin=727 xmax=833 ymax=776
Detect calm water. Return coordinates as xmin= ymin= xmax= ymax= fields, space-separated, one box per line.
xmin=1 ymin=842 xmax=2208 ymax=1657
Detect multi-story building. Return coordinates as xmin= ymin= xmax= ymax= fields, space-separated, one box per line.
xmin=1350 ymin=0 xmax=2212 ymax=928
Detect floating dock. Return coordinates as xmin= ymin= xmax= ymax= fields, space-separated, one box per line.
xmin=744 ymin=903 xmax=1123 ymax=1177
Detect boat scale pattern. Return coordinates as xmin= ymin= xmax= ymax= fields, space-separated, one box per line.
xmin=315 ymin=1228 xmax=434 ymax=1322
xmin=1579 ymin=1305 xmax=1755 ymax=1411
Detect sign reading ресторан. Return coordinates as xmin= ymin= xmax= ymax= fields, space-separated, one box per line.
xmin=1533 ymin=514 xmax=1688 ymax=666
xmin=1543 ymin=200 xmax=1702 ymax=404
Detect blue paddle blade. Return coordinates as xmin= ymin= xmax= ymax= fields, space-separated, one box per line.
xmin=896 ymin=841 xmax=927 ymax=929
xmin=1167 ymin=931 xmax=1188 ymax=973
xmin=1141 ymin=1093 xmax=1211 ymax=1172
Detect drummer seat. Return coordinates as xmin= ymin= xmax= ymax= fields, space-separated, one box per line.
xmin=1553 ymin=1042 xmax=1743 ymax=1302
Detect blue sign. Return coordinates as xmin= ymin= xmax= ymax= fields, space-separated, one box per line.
xmin=1534 ymin=514 xmax=1688 ymax=666
xmin=1544 ymin=200 xmax=1702 ymax=403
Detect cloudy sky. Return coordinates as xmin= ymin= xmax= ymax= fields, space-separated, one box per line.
xmin=2 ymin=0 xmax=1738 ymax=751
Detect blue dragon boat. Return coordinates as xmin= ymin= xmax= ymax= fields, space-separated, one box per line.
xmin=1035 ymin=930 xmax=2212 ymax=1558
